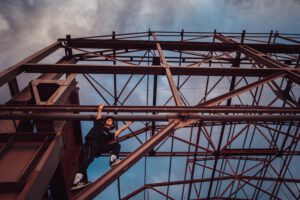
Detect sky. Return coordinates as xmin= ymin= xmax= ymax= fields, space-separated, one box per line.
xmin=1 ymin=0 xmax=300 ymax=69
xmin=0 ymin=0 xmax=300 ymax=199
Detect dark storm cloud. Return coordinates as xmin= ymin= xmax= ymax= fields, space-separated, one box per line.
xmin=0 ymin=0 xmax=300 ymax=104
xmin=1 ymin=0 xmax=300 ymax=69
xmin=0 ymin=0 xmax=300 ymax=103
xmin=0 ymin=0 xmax=191 ymax=68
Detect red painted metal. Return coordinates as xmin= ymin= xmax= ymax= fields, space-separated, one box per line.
xmin=0 ymin=31 xmax=299 ymax=200
xmin=71 ymin=120 xmax=179 ymax=200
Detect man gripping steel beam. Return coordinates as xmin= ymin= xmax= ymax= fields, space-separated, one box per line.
xmin=71 ymin=104 xmax=133 ymax=190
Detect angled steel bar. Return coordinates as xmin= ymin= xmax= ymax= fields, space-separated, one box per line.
xmin=0 ymin=41 xmax=61 ymax=87
xmin=202 ymin=126 xmax=217 ymax=151
xmin=271 ymin=125 xmax=300 ymax=199
xmin=239 ymin=179 xmax=280 ymax=200
xmin=191 ymin=198 xmax=252 ymax=200
xmin=152 ymin=32 xmax=183 ymax=106
xmin=82 ymin=74 xmax=110 ymax=105
xmin=6 ymin=56 xmax=75 ymax=105
xmin=268 ymin=160 xmax=299 ymax=199
xmin=122 ymin=176 xmax=234 ymax=200
xmin=198 ymin=72 xmax=285 ymax=107
xmin=207 ymin=31 xmax=251 ymax=197
xmin=180 ymin=126 xmax=195 ymax=200
xmin=220 ymin=124 xmax=250 ymax=151
xmin=193 ymin=161 xmax=232 ymax=177
xmin=187 ymin=126 xmax=202 ymax=199
xmin=108 ymin=126 xmax=150 ymax=144
xmin=275 ymin=34 xmax=300 ymax=44
xmin=150 ymin=187 xmax=175 ymax=200
xmin=71 ymin=120 xmax=178 ymax=200
xmin=170 ymin=134 xmax=213 ymax=153
xmin=17 ymin=132 xmax=64 ymax=200
xmin=178 ymin=72 xmax=287 ymax=128
xmin=216 ymin=33 xmax=300 ymax=87
xmin=258 ymin=123 xmax=300 ymax=140
xmin=206 ymin=122 xmax=227 ymax=198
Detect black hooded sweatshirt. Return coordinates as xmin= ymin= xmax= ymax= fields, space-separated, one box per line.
xmin=85 ymin=119 xmax=115 ymax=144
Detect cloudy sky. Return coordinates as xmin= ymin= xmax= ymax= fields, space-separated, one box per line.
xmin=1 ymin=0 xmax=300 ymax=69
xmin=0 ymin=0 xmax=300 ymax=199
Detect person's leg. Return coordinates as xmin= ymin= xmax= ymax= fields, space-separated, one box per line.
xmin=111 ymin=142 xmax=121 ymax=159
xmin=98 ymin=142 xmax=121 ymax=166
xmin=73 ymin=140 xmax=100 ymax=185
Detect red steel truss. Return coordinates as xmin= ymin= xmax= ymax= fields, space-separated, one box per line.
xmin=0 ymin=30 xmax=299 ymax=199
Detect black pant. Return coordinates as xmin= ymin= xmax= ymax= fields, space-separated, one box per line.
xmin=78 ymin=139 xmax=121 ymax=174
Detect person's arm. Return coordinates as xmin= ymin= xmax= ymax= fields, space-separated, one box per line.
xmin=114 ymin=121 xmax=133 ymax=138
xmin=96 ymin=104 xmax=104 ymax=120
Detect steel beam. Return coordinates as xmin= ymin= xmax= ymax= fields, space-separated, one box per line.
xmin=17 ymin=132 xmax=64 ymax=200
xmin=176 ymin=72 xmax=287 ymax=128
xmin=122 ymin=175 xmax=300 ymax=200
xmin=22 ymin=63 xmax=300 ymax=76
xmin=0 ymin=41 xmax=61 ymax=87
xmin=8 ymin=78 xmax=19 ymax=97
xmin=122 ymin=176 xmax=234 ymax=200
xmin=216 ymin=34 xmax=300 ymax=85
xmin=1 ymin=105 xmax=300 ymax=114
xmin=152 ymin=32 xmax=183 ymax=106
xmin=276 ymin=34 xmax=300 ymax=44
xmin=5 ymin=56 xmax=75 ymax=105
xmin=0 ymin=31 xmax=299 ymax=200
xmin=0 ymin=113 xmax=299 ymax=122
xmin=72 ymin=120 xmax=179 ymax=200
xmin=58 ymin=38 xmax=300 ymax=54
xmin=197 ymin=72 xmax=285 ymax=107
xmin=0 ymin=132 xmax=64 ymax=200
xmin=100 ymin=150 xmax=300 ymax=157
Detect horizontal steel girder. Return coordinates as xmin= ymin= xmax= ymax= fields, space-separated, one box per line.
xmin=100 ymin=150 xmax=300 ymax=157
xmin=22 ymin=63 xmax=300 ymax=76
xmin=1 ymin=105 xmax=300 ymax=114
xmin=0 ymin=41 xmax=60 ymax=87
xmin=0 ymin=113 xmax=299 ymax=122
xmin=121 ymin=175 xmax=300 ymax=200
xmin=58 ymin=38 xmax=300 ymax=54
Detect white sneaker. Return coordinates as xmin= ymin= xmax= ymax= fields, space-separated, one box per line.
xmin=70 ymin=181 xmax=92 ymax=191
xmin=110 ymin=158 xmax=121 ymax=167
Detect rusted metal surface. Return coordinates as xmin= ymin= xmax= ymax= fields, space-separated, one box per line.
xmin=71 ymin=120 xmax=179 ymax=200
xmin=0 ymin=112 xmax=299 ymax=122
xmin=0 ymin=31 xmax=299 ymax=199
xmin=152 ymin=32 xmax=184 ymax=106
xmin=30 ymin=71 xmax=82 ymax=199
xmin=22 ymin=63 xmax=300 ymax=76
xmin=0 ymin=50 xmax=81 ymax=199
xmin=58 ymin=38 xmax=300 ymax=53
xmin=0 ymin=41 xmax=60 ymax=88
xmin=0 ymin=132 xmax=63 ymax=200
xmin=1 ymin=105 xmax=300 ymax=113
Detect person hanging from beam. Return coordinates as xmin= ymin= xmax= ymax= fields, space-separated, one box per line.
xmin=71 ymin=104 xmax=133 ymax=190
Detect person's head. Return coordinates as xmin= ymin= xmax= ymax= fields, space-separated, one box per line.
xmin=104 ymin=116 xmax=115 ymax=130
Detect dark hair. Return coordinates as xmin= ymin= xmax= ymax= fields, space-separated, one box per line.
xmin=104 ymin=116 xmax=115 ymax=130
xmin=104 ymin=116 xmax=115 ymax=123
